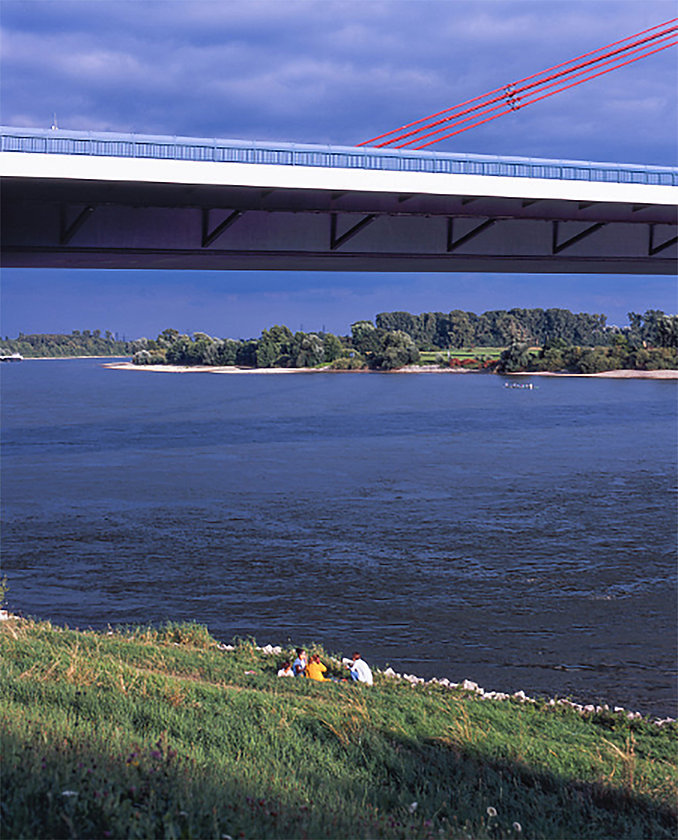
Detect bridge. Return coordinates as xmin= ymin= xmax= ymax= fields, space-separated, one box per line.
xmin=1 ymin=126 xmax=676 ymax=274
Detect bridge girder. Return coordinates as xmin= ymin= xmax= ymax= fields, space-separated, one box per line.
xmin=2 ymin=175 xmax=676 ymax=274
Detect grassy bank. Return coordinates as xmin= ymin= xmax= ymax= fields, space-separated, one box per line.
xmin=1 ymin=619 xmax=676 ymax=840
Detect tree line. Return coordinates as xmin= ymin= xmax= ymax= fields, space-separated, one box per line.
xmin=375 ymin=308 xmax=676 ymax=350
xmin=131 ymin=324 xmax=419 ymax=371
xmin=0 ymin=330 xmax=134 ymax=358
xmin=3 ymin=308 xmax=675 ymax=372
xmin=496 ymin=336 xmax=677 ymax=374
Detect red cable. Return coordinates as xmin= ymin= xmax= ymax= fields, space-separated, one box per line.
xmin=393 ymin=32 xmax=677 ymax=149
xmin=381 ymin=25 xmax=676 ymax=148
xmin=361 ymin=19 xmax=676 ymax=145
xmin=411 ymin=39 xmax=678 ymax=150
xmin=399 ymin=36 xmax=678 ymax=148
xmin=359 ymin=17 xmax=678 ymax=148
xmin=410 ymin=39 xmax=677 ymax=149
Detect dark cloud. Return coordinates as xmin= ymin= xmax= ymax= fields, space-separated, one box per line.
xmin=1 ymin=0 xmax=675 ymax=160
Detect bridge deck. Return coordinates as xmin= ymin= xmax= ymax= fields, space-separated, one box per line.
xmin=1 ymin=127 xmax=676 ymax=274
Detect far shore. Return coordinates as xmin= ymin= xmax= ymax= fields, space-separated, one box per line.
xmin=22 ymin=355 xmax=130 ymax=360
xmin=102 ymin=361 xmax=678 ymax=379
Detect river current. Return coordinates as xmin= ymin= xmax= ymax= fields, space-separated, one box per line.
xmin=1 ymin=359 xmax=676 ymax=716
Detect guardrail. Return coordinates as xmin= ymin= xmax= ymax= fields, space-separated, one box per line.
xmin=2 ymin=126 xmax=676 ymax=186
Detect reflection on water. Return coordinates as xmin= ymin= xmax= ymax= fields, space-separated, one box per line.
xmin=2 ymin=359 xmax=676 ymax=716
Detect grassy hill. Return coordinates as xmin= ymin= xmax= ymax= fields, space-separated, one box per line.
xmin=1 ymin=619 xmax=676 ymax=839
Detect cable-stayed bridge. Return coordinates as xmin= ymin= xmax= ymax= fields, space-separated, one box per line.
xmin=1 ymin=126 xmax=676 ymax=274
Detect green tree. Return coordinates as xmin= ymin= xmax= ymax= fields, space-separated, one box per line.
xmin=236 ymin=341 xmax=258 ymax=367
xmin=157 ymin=328 xmax=181 ymax=348
xmin=292 ymin=333 xmax=325 ymax=367
xmin=656 ymin=315 xmax=678 ymax=348
xmin=350 ymin=321 xmax=383 ymax=356
xmin=370 ymin=330 xmax=420 ymax=370
xmin=165 ymin=335 xmax=192 ymax=365
xmin=321 ymin=333 xmax=344 ymax=363
xmin=256 ymin=334 xmax=280 ymax=368
xmin=330 ymin=352 xmax=367 ymax=370
xmin=216 ymin=339 xmax=241 ymax=366
xmin=256 ymin=325 xmax=294 ymax=368
xmin=497 ymin=341 xmax=533 ymax=373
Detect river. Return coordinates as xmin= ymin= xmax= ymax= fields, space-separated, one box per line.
xmin=1 ymin=359 xmax=676 ymax=716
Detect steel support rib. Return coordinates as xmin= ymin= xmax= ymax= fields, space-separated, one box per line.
xmin=201 ymin=209 xmax=244 ymax=248
xmin=552 ymin=220 xmax=605 ymax=254
xmin=447 ymin=217 xmax=496 ymax=252
xmin=330 ymin=213 xmax=377 ymax=250
xmin=60 ymin=205 xmax=95 ymax=245
xmin=649 ymin=224 xmax=678 ymax=256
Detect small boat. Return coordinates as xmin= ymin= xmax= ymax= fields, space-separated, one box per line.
xmin=504 ymin=381 xmax=535 ymax=390
xmin=0 ymin=353 xmax=23 ymax=362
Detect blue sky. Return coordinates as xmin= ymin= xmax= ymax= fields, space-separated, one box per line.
xmin=1 ymin=0 xmax=676 ymax=339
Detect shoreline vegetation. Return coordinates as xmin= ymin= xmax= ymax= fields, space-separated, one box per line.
xmin=2 ymin=617 xmax=676 ymax=840
xmin=3 ymin=308 xmax=677 ymax=375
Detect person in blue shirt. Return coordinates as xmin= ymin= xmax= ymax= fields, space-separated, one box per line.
xmin=293 ymin=647 xmax=308 ymax=677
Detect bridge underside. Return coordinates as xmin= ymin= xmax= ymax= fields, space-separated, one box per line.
xmin=2 ymin=175 xmax=676 ymax=274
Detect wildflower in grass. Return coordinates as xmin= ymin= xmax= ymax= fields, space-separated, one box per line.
xmin=513 ymin=822 xmax=522 ymax=833
xmin=408 ymin=802 xmax=418 ymax=813
xmin=486 ymin=806 xmax=497 ymax=817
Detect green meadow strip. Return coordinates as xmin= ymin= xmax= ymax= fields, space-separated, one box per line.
xmin=1 ymin=619 xmax=676 ymax=839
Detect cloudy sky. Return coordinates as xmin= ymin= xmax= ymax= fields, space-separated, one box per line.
xmin=1 ymin=0 xmax=676 ymax=339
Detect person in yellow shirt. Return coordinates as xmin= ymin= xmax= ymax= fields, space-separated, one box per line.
xmin=306 ymin=653 xmax=328 ymax=681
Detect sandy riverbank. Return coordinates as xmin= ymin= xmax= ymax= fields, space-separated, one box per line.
xmin=102 ymin=361 xmax=678 ymax=378
xmin=507 ymin=369 xmax=678 ymax=379
xmin=102 ymin=362 xmax=329 ymax=373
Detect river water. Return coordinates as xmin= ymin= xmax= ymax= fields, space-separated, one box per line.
xmin=1 ymin=359 xmax=676 ymax=716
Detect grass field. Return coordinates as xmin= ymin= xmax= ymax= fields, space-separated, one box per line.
xmin=1 ymin=619 xmax=676 ymax=839
xmin=419 ymin=347 xmax=506 ymax=364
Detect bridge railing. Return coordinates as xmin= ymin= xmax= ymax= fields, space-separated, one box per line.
xmin=1 ymin=126 xmax=676 ymax=186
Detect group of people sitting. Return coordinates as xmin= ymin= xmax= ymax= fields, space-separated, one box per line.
xmin=277 ymin=648 xmax=373 ymax=685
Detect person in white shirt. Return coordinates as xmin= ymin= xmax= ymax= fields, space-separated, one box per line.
xmin=277 ymin=660 xmax=294 ymax=677
xmin=348 ymin=652 xmax=373 ymax=685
